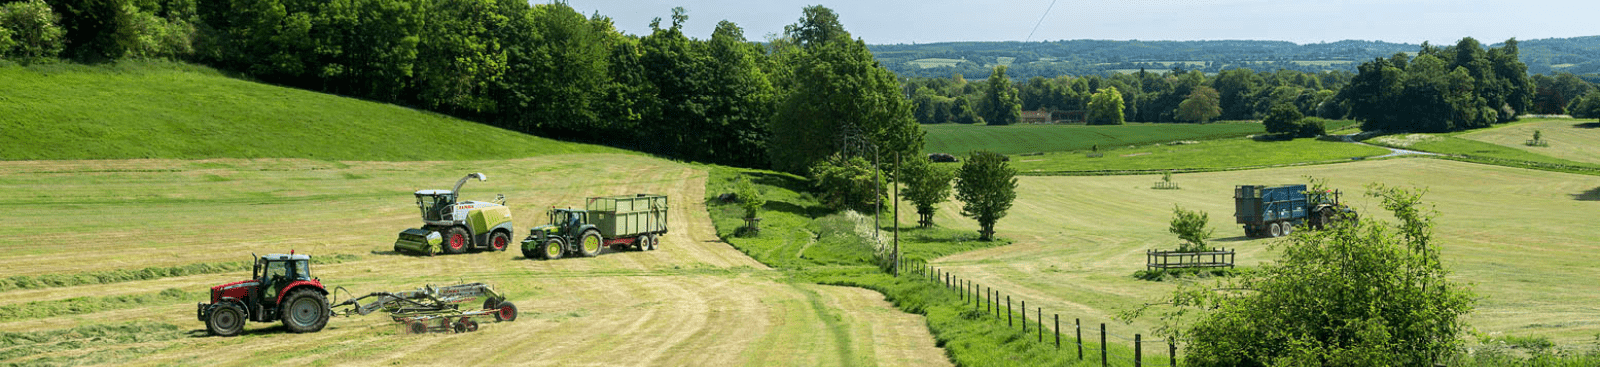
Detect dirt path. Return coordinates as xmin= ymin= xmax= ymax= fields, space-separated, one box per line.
xmin=0 ymin=156 xmax=950 ymax=366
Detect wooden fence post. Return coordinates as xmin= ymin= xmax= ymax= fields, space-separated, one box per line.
xmin=1006 ymin=296 xmax=1012 ymax=327
xmin=1170 ymin=340 xmax=1177 ymax=367
xmin=1076 ymin=318 xmax=1083 ymax=360
xmin=1038 ymin=308 xmax=1043 ymax=342
xmin=1135 ymin=334 xmax=1142 ymax=367
xmin=1021 ymin=300 xmax=1027 ymax=332
xmin=1100 ymin=323 xmax=1107 ymax=367
xmin=1054 ymin=314 xmax=1060 ymax=349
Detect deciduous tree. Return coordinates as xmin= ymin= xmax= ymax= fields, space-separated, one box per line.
xmin=1176 ymin=86 xmax=1221 ymax=123
xmin=980 ymin=65 xmax=1021 ymax=125
xmin=901 ymin=156 xmax=955 ymax=228
xmin=954 ymin=151 xmax=1016 ymax=241
xmin=1086 ymin=87 xmax=1125 ymax=125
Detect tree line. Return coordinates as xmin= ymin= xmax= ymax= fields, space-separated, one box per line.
xmin=1 ymin=0 xmax=922 ymax=173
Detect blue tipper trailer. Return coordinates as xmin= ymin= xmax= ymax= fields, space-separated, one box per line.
xmin=1234 ymin=184 xmax=1308 ymax=238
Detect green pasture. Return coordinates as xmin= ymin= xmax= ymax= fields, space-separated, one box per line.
xmin=907 ymin=58 xmax=965 ymax=68
xmin=929 ymin=158 xmax=1600 ymax=349
xmin=1006 ymin=137 xmax=1389 ymax=174
xmin=0 ymin=61 xmax=617 ymax=161
xmin=922 ymin=122 xmax=1269 ymax=156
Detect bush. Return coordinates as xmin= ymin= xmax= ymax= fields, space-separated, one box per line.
xmin=809 ymin=153 xmax=885 ymax=213
xmin=734 ymin=177 xmax=764 ymax=219
xmin=1297 ymin=116 xmax=1328 ymax=137
xmin=1262 ymin=104 xmax=1304 ymax=136
xmin=1168 ymin=205 xmax=1212 ymax=252
xmin=0 ymin=0 xmax=67 ymax=60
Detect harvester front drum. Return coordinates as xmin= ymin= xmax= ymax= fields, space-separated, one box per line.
xmin=445 ymin=227 xmax=471 ymax=254
xmin=579 ymin=230 xmax=602 ymax=257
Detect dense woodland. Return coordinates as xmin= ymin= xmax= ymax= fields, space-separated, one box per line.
xmin=3 ymin=0 xmax=1599 ymax=169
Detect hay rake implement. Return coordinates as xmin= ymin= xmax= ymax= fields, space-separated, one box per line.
xmin=332 ymin=282 xmax=518 ymax=334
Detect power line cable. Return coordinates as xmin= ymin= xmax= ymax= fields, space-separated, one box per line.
xmin=1025 ymin=0 xmax=1059 ymax=43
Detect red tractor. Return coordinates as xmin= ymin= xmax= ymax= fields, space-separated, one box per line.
xmin=197 ymin=252 xmax=332 ymax=337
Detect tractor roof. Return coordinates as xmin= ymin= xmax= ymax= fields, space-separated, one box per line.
xmin=262 ymin=254 xmax=312 ymax=261
xmin=415 ymin=190 xmax=453 ymax=196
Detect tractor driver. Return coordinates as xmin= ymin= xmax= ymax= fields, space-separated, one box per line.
xmin=262 ymin=260 xmax=291 ymax=303
xmin=566 ymin=211 xmax=581 ymax=229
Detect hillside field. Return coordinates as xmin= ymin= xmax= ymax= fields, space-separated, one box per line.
xmin=1456 ymin=118 xmax=1600 ymax=165
xmin=0 ymin=61 xmax=618 ymax=161
xmin=926 ymin=158 xmax=1600 ymax=346
xmin=0 ymin=156 xmax=953 ymax=366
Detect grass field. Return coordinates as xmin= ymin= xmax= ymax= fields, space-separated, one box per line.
xmin=0 ymin=61 xmax=617 ymax=161
xmin=0 ymin=156 xmax=955 ymax=366
xmin=922 ymin=122 xmax=1270 ymax=156
xmin=1456 ymin=118 xmax=1600 ymax=165
xmin=928 ymin=158 xmax=1600 ymax=349
xmin=1006 ymin=137 xmax=1390 ymax=174
xmin=1365 ymin=121 xmax=1600 ymax=175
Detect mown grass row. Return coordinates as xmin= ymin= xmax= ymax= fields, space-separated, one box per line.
xmin=705 ymin=166 xmax=1148 ymax=366
xmin=0 ymin=321 xmax=189 ymax=366
xmin=0 ymin=254 xmax=360 ymax=292
xmin=0 ymin=288 xmax=195 ymax=323
xmin=1005 ymin=137 xmax=1390 ymax=175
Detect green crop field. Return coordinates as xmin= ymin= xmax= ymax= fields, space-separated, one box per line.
xmin=922 ymin=122 xmax=1270 ymax=156
xmin=928 ymin=158 xmax=1600 ymax=347
xmin=0 ymin=61 xmax=618 ymax=161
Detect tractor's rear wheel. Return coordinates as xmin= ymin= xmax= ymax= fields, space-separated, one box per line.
xmin=489 ymin=232 xmax=510 ymax=252
xmin=539 ymin=239 xmax=564 ymax=260
xmin=1268 ymin=222 xmax=1283 ymax=238
xmin=280 ymin=288 xmax=330 ymax=334
xmin=494 ymin=301 xmax=518 ymax=322
xmin=444 ymin=227 xmax=470 ymax=255
xmin=206 ymin=304 xmax=245 ymax=337
xmin=579 ymin=230 xmax=602 ymax=257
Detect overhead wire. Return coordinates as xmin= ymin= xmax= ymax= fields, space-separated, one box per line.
xmin=1024 ymin=0 xmax=1060 ymax=43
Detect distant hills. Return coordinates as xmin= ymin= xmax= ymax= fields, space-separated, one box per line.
xmin=868 ymin=36 xmax=1600 ymax=79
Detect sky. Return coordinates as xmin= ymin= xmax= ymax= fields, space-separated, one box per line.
xmin=565 ymin=0 xmax=1600 ymax=45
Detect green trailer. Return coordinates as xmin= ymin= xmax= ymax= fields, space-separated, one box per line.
xmin=520 ymin=194 xmax=669 ymax=260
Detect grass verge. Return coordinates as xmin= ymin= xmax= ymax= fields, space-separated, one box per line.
xmin=705 ymin=166 xmax=1161 ymax=366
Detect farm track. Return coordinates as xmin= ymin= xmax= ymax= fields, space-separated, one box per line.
xmin=0 ymin=155 xmax=950 ymax=366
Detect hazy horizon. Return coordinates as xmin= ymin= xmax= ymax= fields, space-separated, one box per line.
xmin=566 ymin=0 xmax=1599 ymax=45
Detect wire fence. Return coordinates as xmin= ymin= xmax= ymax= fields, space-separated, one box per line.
xmin=901 ymin=258 xmax=1180 ymax=366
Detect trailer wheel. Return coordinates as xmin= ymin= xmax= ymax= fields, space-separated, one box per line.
xmin=444 ymin=227 xmax=470 ymax=254
xmin=280 ymin=288 xmax=330 ymax=333
xmin=408 ymin=321 xmax=428 ymax=334
xmin=647 ymin=234 xmax=659 ymax=251
xmin=1268 ymin=222 xmax=1283 ymax=238
xmin=489 ymin=232 xmax=510 ymax=252
xmin=539 ymin=239 xmax=564 ymax=260
xmin=452 ymin=321 xmax=468 ymax=334
xmin=1283 ymin=222 xmax=1294 ymax=235
xmin=206 ymin=303 xmax=245 ymax=337
xmin=635 ymin=235 xmax=650 ymax=251
xmin=494 ymin=301 xmax=518 ymax=322
xmin=579 ymin=230 xmax=602 ymax=257
xmin=461 ymin=318 xmax=479 ymax=332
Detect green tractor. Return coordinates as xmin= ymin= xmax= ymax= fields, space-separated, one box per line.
xmin=522 ymin=195 xmax=668 ymax=260
xmin=394 ymin=173 xmax=514 ymax=255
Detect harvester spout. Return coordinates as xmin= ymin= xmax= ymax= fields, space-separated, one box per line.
xmin=451 ymin=172 xmax=487 ymax=197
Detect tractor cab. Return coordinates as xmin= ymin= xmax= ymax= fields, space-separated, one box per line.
xmin=1308 ymin=188 xmax=1343 ymax=206
xmin=547 ymin=208 xmax=589 ymax=234
xmin=253 ymin=254 xmax=314 ymax=304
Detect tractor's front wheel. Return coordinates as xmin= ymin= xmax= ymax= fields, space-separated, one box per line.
xmin=579 ymin=230 xmax=602 ymax=257
xmin=444 ymin=227 xmax=470 ymax=255
xmin=489 ymin=232 xmax=510 ymax=252
xmin=539 ymin=239 xmax=565 ymax=260
xmin=280 ymin=288 xmax=330 ymax=334
xmin=206 ymin=304 xmax=245 ymax=337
